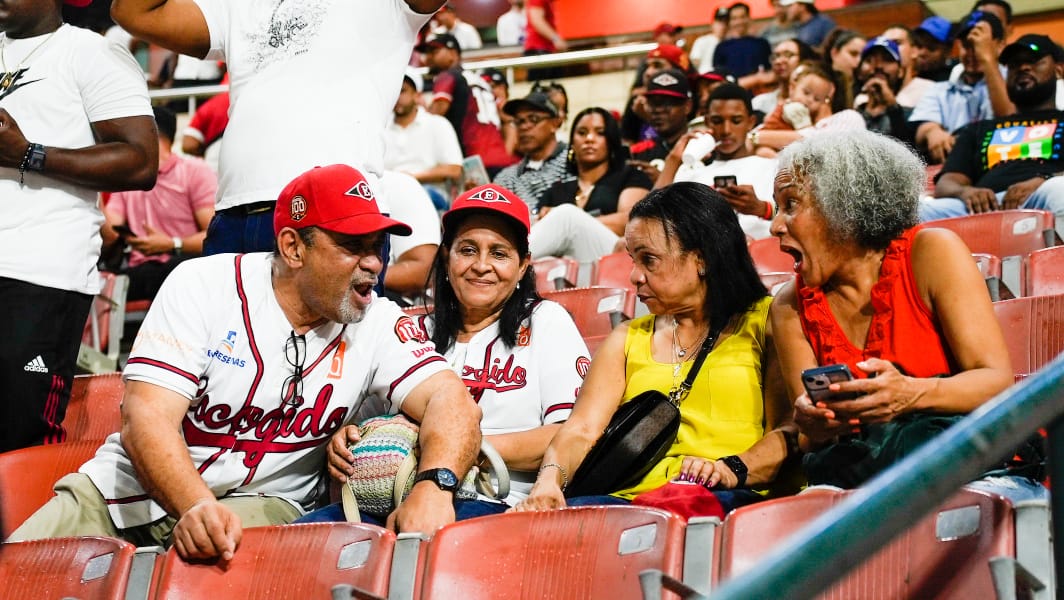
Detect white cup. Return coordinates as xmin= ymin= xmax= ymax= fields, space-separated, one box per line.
xmin=681 ymin=133 xmax=717 ymax=167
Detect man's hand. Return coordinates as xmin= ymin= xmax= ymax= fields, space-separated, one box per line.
xmin=967 ymin=21 xmax=999 ymax=68
xmin=386 ymin=482 xmax=455 ymax=534
xmin=1002 ymin=177 xmax=1043 ymax=209
xmin=718 ymin=184 xmax=766 ymax=216
xmin=861 ymin=76 xmax=896 ymax=115
xmin=0 ymin=109 xmax=30 ymax=169
xmin=628 ymin=159 xmax=662 ymax=184
xmin=172 ymin=498 xmax=242 ymax=561
xmin=925 ymin=126 xmax=955 ymax=164
xmin=960 ymin=186 xmax=998 ymax=213
xmin=326 ymin=425 xmax=360 ymax=483
xmin=128 ymin=224 xmax=177 ymax=256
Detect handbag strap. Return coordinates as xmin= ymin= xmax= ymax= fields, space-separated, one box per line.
xmin=670 ymin=323 xmax=725 ymax=405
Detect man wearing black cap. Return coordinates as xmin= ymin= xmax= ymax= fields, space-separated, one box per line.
xmin=421 ymin=33 xmax=515 ymax=176
xmin=921 ymin=34 xmax=1064 ymax=230
xmin=11 ymin=164 xmax=481 ymax=558
xmin=910 ymin=11 xmax=1007 ymax=163
xmin=112 ymin=0 xmax=447 ymax=254
xmin=492 ymin=92 xmax=568 ymax=211
xmin=0 ymin=0 xmax=158 ymax=452
xmin=630 ymin=69 xmax=695 ymax=184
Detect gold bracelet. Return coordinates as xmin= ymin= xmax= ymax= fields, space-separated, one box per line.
xmin=539 ymin=462 xmax=569 ymax=491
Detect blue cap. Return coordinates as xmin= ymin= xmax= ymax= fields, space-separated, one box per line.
xmin=861 ymin=36 xmax=901 ymax=62
xmin=957 ymin=10 xmax=1005 ymax=41
xmin=915 ymin=16 xmax=952 ymax=44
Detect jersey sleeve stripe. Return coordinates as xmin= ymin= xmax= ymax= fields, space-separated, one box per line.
xmin=387 ymin=354 xmax=447 ymax=401
xmin=125 ymin=357 xmax=199 ymax=385
xmin=544 ymin=402 xmax=574 ymax=418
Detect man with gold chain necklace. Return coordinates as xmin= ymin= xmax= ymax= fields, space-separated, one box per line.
xmin=0 ymin=0 xmax=158 ymax=452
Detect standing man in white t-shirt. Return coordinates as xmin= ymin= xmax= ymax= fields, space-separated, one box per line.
xmin=111 ymin=0 xmax=448 ymax=255
xmin=10 ymin=164 xmax=481 ymax=560
xmin=496 ymin=0 xmax=526 ymax=47
xmin=0 ymin=0 xmax=158 ymax=453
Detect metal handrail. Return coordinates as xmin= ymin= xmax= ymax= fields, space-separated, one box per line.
xmin=711 ymin=355 xmax=1064 ymax=599
xmin=147 ymin=41 xmax=656 ymax=107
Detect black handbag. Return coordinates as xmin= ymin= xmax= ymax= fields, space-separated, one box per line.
xmin=565 ymin=325 xmax=723 ymax=498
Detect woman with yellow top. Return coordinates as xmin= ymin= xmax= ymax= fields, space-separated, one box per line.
xmin=511 ymin=182 xmax=795 ymax=515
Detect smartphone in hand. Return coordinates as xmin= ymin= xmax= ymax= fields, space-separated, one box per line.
xmin=713 ymin=175 xmax=737 ymax=189
xmin=801 ymin=364 xmax=859 ymax=402
xmin=112 ymin=224 xmax=135 ymax=238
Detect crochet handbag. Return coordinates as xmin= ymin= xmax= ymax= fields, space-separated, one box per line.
xmin=341 ymin=413 xmax=509 ymax=519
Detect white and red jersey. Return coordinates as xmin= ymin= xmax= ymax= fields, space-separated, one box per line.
xmin=418 ymin=300 xmax=590 ymax=504
xmin=80 ymin=253 xmax=448 ymax=528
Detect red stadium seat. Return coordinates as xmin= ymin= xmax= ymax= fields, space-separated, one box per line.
xmin=929 ymin=210 xmax=1055 ymax=258
xmin=153 ymin=523 xmax=395 ymax=599
xmin=993 ymin=293 xmax=1064 ymax=379
xmin=973 ymin=253 xmax=1005 ymax=301
xmin=758 ymin=272 xmax=794 ymax=294
xmin=541 ymin=286 xmax=631 ymax=354
xmin=0 ymin=536 xmax=136 ymax=600
xmin=532 ymin=256 xmax=580 ymax=292
xmin=64 ymin=373 xmax=124 ymax=443
xmin=590 ymin=252 xmax=637 ymax=315
xmin=1022 ymin=246 xmax=1064 ymax=297
xmin=747 ymin=238 xmax=795 ymax=274
xmin=0 ymin=441 xmax=100 ymax=538
xmin=78 ymin=272 xmax=129 ymax=374
xmin=410 ymin=506 xmax=685 ymax=600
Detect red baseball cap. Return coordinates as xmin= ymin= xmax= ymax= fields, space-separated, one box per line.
xmin=647 ymin=44 xmax=690 ymax=72
xmin=274 ymin=164 xmax=412 ymax=237
xmin=64 ymin=0 xmax=93 ymax=6
xmin=443 ymin=184 xmax=531 ymax=239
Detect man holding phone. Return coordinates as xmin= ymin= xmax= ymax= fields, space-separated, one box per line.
xmin=655 ymin=83 xmax=778 ymax=239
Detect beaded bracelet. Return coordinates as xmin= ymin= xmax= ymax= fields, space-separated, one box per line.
xmin=539 ymin=462 xmax=569 ymax=491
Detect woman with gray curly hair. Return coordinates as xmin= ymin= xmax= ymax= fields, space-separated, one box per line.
xmin=767 ymin=130 xmax=1042 ymax=499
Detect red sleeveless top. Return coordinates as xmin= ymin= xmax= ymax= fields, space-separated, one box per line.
xmin=796 ymin=227 xmax=956 ymax=379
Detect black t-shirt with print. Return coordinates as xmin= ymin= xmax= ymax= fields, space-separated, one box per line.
xmin=943 ymin=109 xmax=1064 ymax=192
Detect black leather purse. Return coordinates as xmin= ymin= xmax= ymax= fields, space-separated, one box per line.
xmin=565 ymin=326 xmax=723 ymax=498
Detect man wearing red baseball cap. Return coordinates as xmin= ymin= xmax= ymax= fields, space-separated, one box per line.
xmin=0 ymin=0 xmax=157 ymax=454
xmin=11 ymin=163 xmax=482 ymax=560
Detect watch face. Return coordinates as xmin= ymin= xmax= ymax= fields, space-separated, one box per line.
xmin=437 ymin=469 xmax=459 ymax=488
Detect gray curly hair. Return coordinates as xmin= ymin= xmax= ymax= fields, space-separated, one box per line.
xmin=776 ymin=130 xmax=924 ymax=250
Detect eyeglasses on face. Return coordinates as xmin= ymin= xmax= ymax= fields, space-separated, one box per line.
xmin=281 ymin=331 xmax=307 ymax=407
xmin=771 ymin=51 xmax=798 ymax=61
xmin=513 ymin=114 xmax=552 ymax=127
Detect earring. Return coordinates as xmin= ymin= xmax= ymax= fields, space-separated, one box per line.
xmin=698 ymin=269 xmax=706 ymax=277
xmin=516 ymin=281 xmax=521 ymax=290
xmin=567 ymin=147 xmax=574 ymax=163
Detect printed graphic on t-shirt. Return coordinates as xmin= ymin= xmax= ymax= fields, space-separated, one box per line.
xmin=248 ymin=0 xmax=327 ymax=71
xmin=985 ymin=120 xmax=1062 ymax=169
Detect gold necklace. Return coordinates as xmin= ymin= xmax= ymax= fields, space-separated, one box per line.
xmin=0 ymin=29 xmax=60 ymax=91
xmin=670 ymin=316 xmax=708 ymax=377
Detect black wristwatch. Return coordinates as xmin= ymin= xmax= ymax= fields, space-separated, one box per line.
xmin=719 ymin=455 xmax=748 ymax=488
xmin=413 ymin=468 xmax=460 ymax=493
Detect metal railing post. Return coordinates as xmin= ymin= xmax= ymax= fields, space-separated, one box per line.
xmin=1047 ymin=415 xmax=1064 ymax=599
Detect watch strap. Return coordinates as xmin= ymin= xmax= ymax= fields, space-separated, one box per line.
xmin=720 ymin=454 xmax=748 ymax=488
xmin=414 ymin=468 xmax=459 ymax=493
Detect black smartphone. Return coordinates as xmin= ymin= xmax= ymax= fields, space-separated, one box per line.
xmin=801 ymin=364 xmax=858 ymax=402
xmin=112 ymin=224 xmax=135 ymax=238
xmin=713 ymin=175 xmax=737 ymax=189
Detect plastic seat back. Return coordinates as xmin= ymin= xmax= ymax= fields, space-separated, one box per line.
xmin=78 ymin=272 xmax=129 ymax=373
xmin=64 ymin=373 xmax=124 ymax=443
xmin=154 ymin=523 xmax=395 ymax=599
xmin=1022 ymin=246 xmax=1064 ymax=297
xmin=973 ymin=253 xmax=1004 ymax=301
xmin=591 ymin=252 xmax=638 ymax=316
xmin=540 ymin=286 xmax=631 ymax=354
xmin=532 ymin=256 xmax=580 ymax=292
xmin=417 ymin=505 xmax=685 ymax=600
xmin=0 ymin=440 xmax=100 ymax=538
xmin=0 ymin=536 xmax=136 ymax=600
xmin=930 ymin=210 xmax=1054 ymax=258
xmin=747 ymin=238 xmax=795 ymax=274
xmin=993 ymin=293 xmax=1064 ymax=379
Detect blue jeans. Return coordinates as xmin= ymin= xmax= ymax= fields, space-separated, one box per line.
xmin=919 ymin=176 xmax=1064 ymax=236
xmin=203 ymin=206 xmax=277 ymax=255
xmin=294 ymin=499 xmax=512 ymax=524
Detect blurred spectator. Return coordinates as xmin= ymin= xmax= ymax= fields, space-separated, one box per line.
xmin=910 ymin=11 xmax=1006 ymax=164
xmin=111 ymin=0 xmax=446 ymax=255
xmin=483 ymin=69 xmax=517 ymax=154
xmin=879 ymin=24 xmax=931 ymax=107
xmin=972 ymin=0 xmax=1013 ymax=39
xmin=696 ymin=70 xmax=739 ymax=114
xmin=654 ymin=22 xmax=684 ymax=47
xmin=912 ymin=16 xmax=957 ymax=82
xmin=433 ymin=4 xmax=483 ymax=51
xmin=920 ymin=34 xmax=1064 ymax=228
xmin=531 ymin=80 xmax=570 ymax=142
xmin=493 ymin=92 xmax=568 ymax=212
xmin=181 ymin=90 xmax=229 ymax=158
xmin=496 ymin=0 xmax=526 ymax=47
xmin=854 ymin=38 xmax=915 ymax=145
xmin=630 ymin=69 xmax=695 ymax=182
xmin=624 ymin=45 xmax=694 ymax=143
xmin=783 ymin=0 xmax=835 ymax=48
xmin=103 ymin=107 xmax=216 ymax=301
xmin=753 ymin=38 xmax=817 ymax=115
xmin=658 ymin=84 xmax=778 ymax=240
xmin=385 ymin=72 xmax=463 ymax=210
xmin=532 ymin=108 xmax=652 ymax=262
xmin=760 ymin=0 xmax=798 ymax=47
xmin=823 ymin=29 xmax=866 ymax=113
xmin=420 ymin=34 xmax=515 ymax=176
xmin=525 ymin=0 xmax=566 ymax=80
xmin=713 ymin=2 xmax=773 ymax=83
xmin=377 ymin=171 xmax=442 ymax=304
xmin=0 ymin=0 xmax=157 ymax=452
xmin=690 ymin=7 xmax=730 ymax=74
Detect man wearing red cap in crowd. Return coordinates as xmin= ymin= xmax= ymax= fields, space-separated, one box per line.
xmin=111 ymin=0 xmax=448 ymax=255
xmin=10 ymin=163 xmax=481 ymax=558
xmin=0 ymin=0 xmax=158 ymax=453
xmin=524 ymin=0 xmax=566 ymax=80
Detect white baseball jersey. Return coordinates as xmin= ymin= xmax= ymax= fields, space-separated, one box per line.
xmin=418 ymin=300 xmax=590 ymax=503
xmin=80 ymin=253 xmax=448 ymax=528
